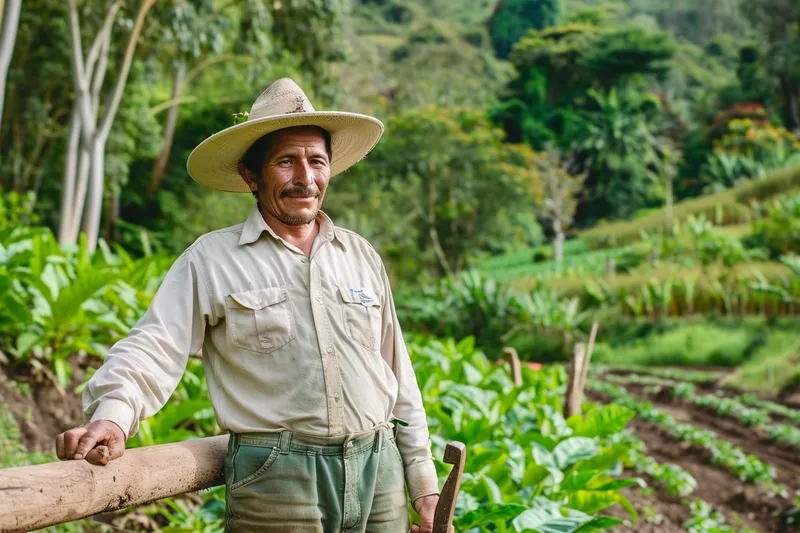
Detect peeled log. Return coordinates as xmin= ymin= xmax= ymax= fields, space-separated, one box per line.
xmin=0 ymin=435 xmax=228 ymax=533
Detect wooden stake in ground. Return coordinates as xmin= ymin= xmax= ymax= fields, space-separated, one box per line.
xmin=564 ymin=322 xmax=599 ymax=417
xmin=503 ymin=347 xmax=523 ymax=387
xmin=564 ymin=342 xmax=586 ymax=418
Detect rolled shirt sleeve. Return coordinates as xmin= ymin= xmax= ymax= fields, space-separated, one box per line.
xmin=82 ymin=248 xmax=212 ymax=438
xmin=377 ymin=260 xmax=439 ymax=503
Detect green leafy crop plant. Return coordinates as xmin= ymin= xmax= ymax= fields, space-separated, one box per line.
xmin=589 ymin=381 xmax=776 ymax=484
xmin=410 ymin=337 xmax=641 ymax=532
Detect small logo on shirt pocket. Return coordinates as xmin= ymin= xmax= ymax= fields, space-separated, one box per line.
xmin=339 ymin=287 xmax=381 ymax=351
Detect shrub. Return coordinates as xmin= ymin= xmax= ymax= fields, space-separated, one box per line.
xmin=748 ymin=193 xmax=800 ymax=258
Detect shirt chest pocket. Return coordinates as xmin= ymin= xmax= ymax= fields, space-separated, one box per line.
xmin=226 ymin=287 xmax=296 ymax=354
xmin=339 ymin=287 xmax=382 ymax=352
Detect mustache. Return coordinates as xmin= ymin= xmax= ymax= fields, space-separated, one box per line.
xmin=280 ymin=186 xmax=320 ymax=198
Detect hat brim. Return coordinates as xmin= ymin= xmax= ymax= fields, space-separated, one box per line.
xmin=186 ymin=111 xmax=384 ymax=193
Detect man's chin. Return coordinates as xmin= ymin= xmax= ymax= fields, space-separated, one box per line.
xmin=278 ymin=208 xmax=318 ymax=226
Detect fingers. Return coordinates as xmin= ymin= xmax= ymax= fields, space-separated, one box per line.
xmin=63 ymin=427 xmax=87 ymax=459
xmin=107 ymin=438 xmax=125 ymax=461
xmin=73 ymin=430 xmax=99 ymax=460
xmin=84 ymin=446 xmax=110 ymax=465
xmin=56 ymin=432 xmax=65 ymax=460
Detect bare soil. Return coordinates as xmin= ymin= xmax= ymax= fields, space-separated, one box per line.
xmin=0 ymin=355 xmax=89 ymax=453
xmin=596 ymin=374 xmax=800 ymax=533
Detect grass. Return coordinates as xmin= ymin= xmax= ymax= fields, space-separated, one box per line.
xmin=592 ymin=323 xmax=763 ymax=367
xmin=514 ymin=260 xmax=794 ymax=293
xmin=723 ymin=331 xmax=800 ymax=396
xmin=581 ymin=165 xmax=800 ymax=248
xmin=477 ymin=239 xmax=632 ymax=282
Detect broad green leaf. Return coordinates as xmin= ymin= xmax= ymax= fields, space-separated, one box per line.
xmin=53 ymin=358 xmax=72 ymax=389
xmin=566 ymin=490 xmax=625 ymax=515
xmin=522 ymin=463 xmax=550 ymax=488
xmin=456 ymin=503 xmax=528 ymax=530
xmin=572 ymin=517 xmax=623 ymax=532
xmin=512 ymin=499 xmax=591 ymax=533
xmin=553 ymin=437 xmax=599 ymax=469
xmin=567 ymin=404 xmax=635 ymax=438
xmin=16 ymin=332 xmax=40 ymax=357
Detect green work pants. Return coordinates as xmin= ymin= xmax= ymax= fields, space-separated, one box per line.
xmin=224 ymin=423 xmax=410 ymax=532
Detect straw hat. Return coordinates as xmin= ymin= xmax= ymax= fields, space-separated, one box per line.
xmin=187 ymin=78 xmax=384 ymax=193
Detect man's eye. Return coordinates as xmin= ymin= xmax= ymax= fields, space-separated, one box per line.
xmin=279 ymin=159 xmax=291 ymax=165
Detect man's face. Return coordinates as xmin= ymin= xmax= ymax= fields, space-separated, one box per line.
xmin=241 ymin=126 xmax=331 ymax=226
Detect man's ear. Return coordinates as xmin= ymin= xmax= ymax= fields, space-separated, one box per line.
xmin=237 ymin=162 xmax=258 ymax=192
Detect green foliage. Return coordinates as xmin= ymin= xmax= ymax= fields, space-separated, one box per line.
xmin=591 ymin=381 xmax=776 ymax=484
xmin=592 ymin=323 xmax=762 ymax=367
xmin=398 ymin=271 xmax=588 ymax=361
xmin=748 ymin=193 xmax=800 ymax=258
xmin=723 ymin=329 xmax=800 ymax=395
xmin=488 ymin=0 xmax=560 ymax=59
xmin=410 ymin=337 xmax=636 ymax=531
xmin=582 ymin=165 xmax=800 ymax=249
xmin=610 ymin=430 xmax=698 ymax=497
xmin=627 ymin=214 xmax=763 ymax=270
xmin=327 ymin=107 xmax=540 ymax=281
xmin=0 ymin=219 xmax=172 ymax=387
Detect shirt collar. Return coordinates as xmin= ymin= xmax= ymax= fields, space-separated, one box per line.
xmin=238 ymin=204 xmax=346 ymax=251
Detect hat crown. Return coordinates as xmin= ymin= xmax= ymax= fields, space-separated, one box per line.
xmin=248 ymin=78 xmax=316 ymax=121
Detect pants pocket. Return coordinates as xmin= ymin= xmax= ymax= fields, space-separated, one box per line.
xmin=230 ymin=445 xmax=281 ymax=492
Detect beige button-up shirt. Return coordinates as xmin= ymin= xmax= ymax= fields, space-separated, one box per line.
xmin=83 ymin=205 xmax=438 ymax=501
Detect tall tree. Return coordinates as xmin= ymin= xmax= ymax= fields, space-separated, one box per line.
xmin=537 ymin=151 xmax=584 ymax=264
xmin=488 ymin=0 xmax=560 ymax=59
xmin=60 ymin=0 xmax=157 ymax=251
xmin=0 ymin=0 xmax=21 ymax=130
xmin=146 ymin=0 xmax=227 ymax=197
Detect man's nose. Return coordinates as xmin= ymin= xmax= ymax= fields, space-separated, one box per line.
xmin=293 ymin=161 xmax=315 ymax=185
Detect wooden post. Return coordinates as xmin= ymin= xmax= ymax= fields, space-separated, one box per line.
xmin=564 ymin=343 xmax=586 ymax=417
xmin=0 ymin=435 xmax=228 ymax=533
xmin=503 ymin=347 xmax=523 ymax=387
xmin=577 ymin=322 xmax=599 ymax=394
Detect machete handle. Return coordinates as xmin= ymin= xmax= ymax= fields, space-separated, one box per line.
xmin=431 ymin=441 xmax=466 ymax=533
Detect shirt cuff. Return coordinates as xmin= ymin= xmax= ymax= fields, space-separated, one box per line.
xmin=89 ymin=399 xmax=135 ymax=439
xmin=405 ymin=459 xmax=439 ymax=503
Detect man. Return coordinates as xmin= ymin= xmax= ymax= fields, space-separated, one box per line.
xmin=55 ymin=78 xmax=441 ymax=532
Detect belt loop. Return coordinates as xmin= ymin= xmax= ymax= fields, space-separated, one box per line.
xmin=278 ymin=430 xmax=293 ymax=454
xmin=373 ymin=427 xmax=384 ymax=453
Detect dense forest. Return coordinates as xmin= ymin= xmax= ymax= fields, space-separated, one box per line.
xmin=1 ymin=0 xmax=797 ymax=286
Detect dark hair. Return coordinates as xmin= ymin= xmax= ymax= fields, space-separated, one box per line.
xmin=241 ymin=126 xmax=333 ymax=200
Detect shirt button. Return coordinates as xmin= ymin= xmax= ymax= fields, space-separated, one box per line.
xmin=326 ymin=347 xmax=333 ymax=354
xmin=334 ymin=392 xmax=340 ymax=401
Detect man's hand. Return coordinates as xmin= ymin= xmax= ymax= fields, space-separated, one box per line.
xmin=56 ymin=420 xmax=126 ymax=465
xmin=411 ymin=494 xmax=454 ymax=533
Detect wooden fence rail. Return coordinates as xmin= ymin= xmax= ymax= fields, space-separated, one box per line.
xmin=0 ymin=435 xmax=228 ymax=533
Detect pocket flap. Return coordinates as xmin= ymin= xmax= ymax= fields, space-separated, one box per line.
xmin=338 ymin=287 xmax=380 ymax=307
xmin=228 ymin=287 xmax=287 ymax=310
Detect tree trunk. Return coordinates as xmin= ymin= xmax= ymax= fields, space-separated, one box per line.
xmin=58 ymin=106 xmax=81 ymax=245
xmin=665 ymin=175 xmax=674 ymax=236
xmin=553 ymin=219 xmax=565 ymax=264
xmin=148 ymin=61 xmax=186 ymax=196
xmin=82 ymin=137 xmax=105 ymax=251
xmin=81 ymin=0 xmax=157 ymax=252
xmin=779 ymin=73 xmax=800 ymax=136
xmin=0 ymin=0 xmax=21 ymax=130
